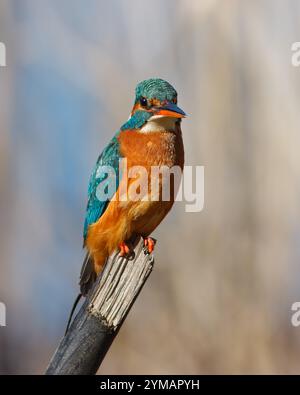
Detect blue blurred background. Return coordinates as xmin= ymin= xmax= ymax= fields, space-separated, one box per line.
xmin=1 ymin=0 xmax=300 ymax=374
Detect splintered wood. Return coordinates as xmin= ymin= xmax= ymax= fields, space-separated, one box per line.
xmin=88 ymin=238 xmax=154 ymax=329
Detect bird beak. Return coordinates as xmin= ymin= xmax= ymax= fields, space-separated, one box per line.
xmin=154 ymin=102 xmax=186 ymax=118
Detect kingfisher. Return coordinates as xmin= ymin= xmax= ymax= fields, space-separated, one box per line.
xmin=66 ymin=78 xmax=185 ymax=331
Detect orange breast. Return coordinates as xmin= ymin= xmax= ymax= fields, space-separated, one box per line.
xmin=86 ymin=125 xmax=184 ymax=272
xmin=118 ymin=126 xmax=184 ymax=170
xmin=117 ymin=126 xmax=184 ymax=234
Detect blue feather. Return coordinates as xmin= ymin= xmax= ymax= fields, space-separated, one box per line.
xmin=120 ymin=110 xmax=151 ymax=131
xmin=83 ymin=111 xmax=151 ymax=241
xmin=83 ymin=135 xmax=120 ymax=240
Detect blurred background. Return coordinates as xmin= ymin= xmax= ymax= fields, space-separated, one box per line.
xmin=1 ymin=0 xmax=300 ymax=374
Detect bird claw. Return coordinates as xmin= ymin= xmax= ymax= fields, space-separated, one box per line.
xmin=119 ymin=241 xmax=135 ymax=259
xmin=143 ymin=237 xmax=156 ymax=254
xmin=119 ymin=241 xmax=130 ymax=257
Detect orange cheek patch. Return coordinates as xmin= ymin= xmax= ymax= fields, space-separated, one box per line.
xmin=149 ymin=98 xmax=161 ymax=107
xmin=130 ymin=103 xmax=140 ymax=116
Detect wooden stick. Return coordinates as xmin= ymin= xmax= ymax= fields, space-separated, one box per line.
xmin=45 ymin=237 xmax=154 ymax=375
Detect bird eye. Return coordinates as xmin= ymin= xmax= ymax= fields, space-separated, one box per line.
xmin=140 ymin=97 xmax=148 ymax=107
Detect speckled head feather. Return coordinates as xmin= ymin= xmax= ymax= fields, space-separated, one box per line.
xmin=135 ymin=78 xmax=177 ymax=103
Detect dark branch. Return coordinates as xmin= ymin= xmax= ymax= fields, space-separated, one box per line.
xmin=45 ymin=237 xmax=154 ymax=375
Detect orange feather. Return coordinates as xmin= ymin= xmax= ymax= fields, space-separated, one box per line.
xmin=85 ymin=125 xmax=184 ymax=274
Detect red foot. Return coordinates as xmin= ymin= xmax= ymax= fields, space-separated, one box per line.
xmin=143 ymin=237 xmax=156 ymax=254
xmin=119 ymin=241 xmax=131 ymax=257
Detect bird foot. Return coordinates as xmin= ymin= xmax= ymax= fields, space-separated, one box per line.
xmin=119 ymin=241 xmax=133 ymax=258
xmin=143 ymin=237 xmax=156 ymax=254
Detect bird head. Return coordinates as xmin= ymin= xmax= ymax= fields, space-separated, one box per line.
xmin=131 ymin=78 xmax=186 ymax=120
xmin=120 ymin=78 xmax=186 ymax=132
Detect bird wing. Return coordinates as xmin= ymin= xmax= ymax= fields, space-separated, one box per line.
xmin=83 ymin=135 xmax=121 ymax=242
xmin=80 ymin=135 xmax=121 ymax=295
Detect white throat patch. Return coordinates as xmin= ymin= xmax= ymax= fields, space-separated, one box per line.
xmin=140 ymin=115 xmax=178 ymax=133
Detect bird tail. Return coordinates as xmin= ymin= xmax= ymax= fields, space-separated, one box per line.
xmin=65 ymin=253 xmax=97 ymax=335
xmin=79 ymin=252 xmax=97 ymax=296
xmin=65 ymin=293 xmax=82 ymax=335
